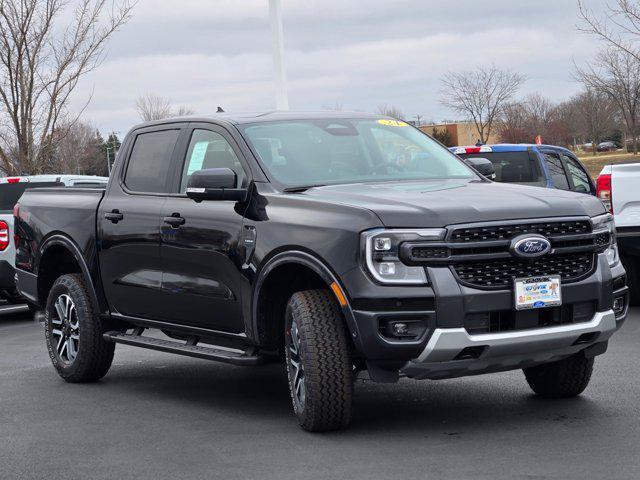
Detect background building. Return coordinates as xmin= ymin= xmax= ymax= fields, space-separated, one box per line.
xmin=419 ymin=122 xmax=501 ymax=147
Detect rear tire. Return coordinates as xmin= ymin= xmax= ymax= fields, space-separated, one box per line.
xmin=524 ymin=354 xmax=594 ymax=398
xmin=284 ymin=289 xmax=353 ymax=432
xmin=44 ymin=274 xmax=115 ymax=383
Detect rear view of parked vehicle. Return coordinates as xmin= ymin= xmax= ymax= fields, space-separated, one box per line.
xmin=598 ymin=163 xmax=640 ymax=304
xmin=0 ymin=175 xmax=108 ymax=305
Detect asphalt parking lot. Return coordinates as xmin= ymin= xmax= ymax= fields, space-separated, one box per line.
xmin=1 ymin=305 xmax=639 ymax=480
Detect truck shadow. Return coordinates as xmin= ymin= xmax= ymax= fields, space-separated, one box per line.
xmin=98 ymin=355 xmax=606 ymax=436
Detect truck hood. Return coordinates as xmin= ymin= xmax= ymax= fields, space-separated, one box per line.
xmin=302 ymin=179 xmax=606 ymax=227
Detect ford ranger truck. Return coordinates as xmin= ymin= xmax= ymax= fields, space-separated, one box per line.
xmin=14 ymin=112 xmax=628 ymax=432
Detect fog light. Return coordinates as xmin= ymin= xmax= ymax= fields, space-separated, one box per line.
xmin=392 ymin=322 xmax=409 ymax=336
xmin=613 ymin=296 xmax=625 ymax=316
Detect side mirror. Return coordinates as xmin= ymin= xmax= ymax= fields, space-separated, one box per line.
xmin=186 ymin=168 xmax=248 ymax=202
xmin=464 ymin=157 xmax=496 ymax=180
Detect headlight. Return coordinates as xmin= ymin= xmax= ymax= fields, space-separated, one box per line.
xmin=362 ymin=229 xmax=445 ymax=284
xmin=592 ymin=214 xmax=619 ymax=267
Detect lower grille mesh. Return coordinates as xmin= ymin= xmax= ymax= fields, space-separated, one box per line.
xmin=452 ymin=252 xmax=595 ymax=288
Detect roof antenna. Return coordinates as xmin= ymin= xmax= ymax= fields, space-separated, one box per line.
xmin=216 ymin=106 xmax=225 ymax=113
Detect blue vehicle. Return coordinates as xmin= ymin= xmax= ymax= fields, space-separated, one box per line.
xmin=450 ymin=144 xmax=596 ymax=195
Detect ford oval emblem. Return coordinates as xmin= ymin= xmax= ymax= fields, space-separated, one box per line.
xmin=511 ymin=235 xmax=551 ymax=258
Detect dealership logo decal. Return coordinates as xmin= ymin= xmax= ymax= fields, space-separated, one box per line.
xmin=511 ymin=235 xmax=551 ymax=258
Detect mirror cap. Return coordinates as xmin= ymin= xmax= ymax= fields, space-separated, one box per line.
xmin=188 ymin=167 xmax=237 ymax=189
xmin=186 ymin=167 xmax=247 ymax=202
xmin=464 ymin=157 xmax=496 ymax=180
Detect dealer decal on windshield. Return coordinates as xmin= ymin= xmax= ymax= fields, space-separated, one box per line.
xmin=377 ymin=119 xmax=408 ymax=127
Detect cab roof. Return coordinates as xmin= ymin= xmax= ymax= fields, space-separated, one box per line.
xmin=133 ymin=111 xmax=386 ymax=130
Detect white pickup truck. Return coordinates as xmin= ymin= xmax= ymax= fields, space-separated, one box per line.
xmin=0 ymin=175 xmax=108 ymax=304
xmin=598 ymin=163 xmax=640 ymax=303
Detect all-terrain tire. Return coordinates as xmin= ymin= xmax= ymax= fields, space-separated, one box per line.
xmin=284 ymin=289 xmax=353 ymax=432
xmin=524 ymin=354 xmax=594 ymax=398
xmin=44 ymin=274 xmax=115 ymax=383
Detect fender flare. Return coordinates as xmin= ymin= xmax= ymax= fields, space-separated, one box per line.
xmin=38 ymin=234 xmax=102 ymax=313
xmin=251 ymin=250 xmax=362 ymax=349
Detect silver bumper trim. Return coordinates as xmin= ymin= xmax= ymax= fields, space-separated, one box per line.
xmin=402 ymin=310 xmax=617 ymax=380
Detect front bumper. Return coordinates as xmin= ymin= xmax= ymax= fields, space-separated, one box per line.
xmin=401 ymin=309 xmax=616 ymax=380
xmin=342 ymin=252 xmax=628 ymax=379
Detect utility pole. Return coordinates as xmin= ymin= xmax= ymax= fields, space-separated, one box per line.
xmin=414 ymin=114 xmax=423 ymax=127
xmin=269 ymin=0 xmax=289 ymax=110
xmin=105 ymin=145 xmax=111 ymax=175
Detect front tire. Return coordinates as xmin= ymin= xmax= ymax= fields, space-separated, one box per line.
xmin=44 ymin=274 xmax=115 ymax=383
xmin=524 ymin=354 xmax=594 ymax=398
xmin=285 ymin=290 xmax=353 ymax=432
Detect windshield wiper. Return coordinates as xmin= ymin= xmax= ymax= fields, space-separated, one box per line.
xmin=283 ymin=184 xmax=327 ymax=193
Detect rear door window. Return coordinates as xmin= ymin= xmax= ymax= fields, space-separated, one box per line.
xmin=562 ymin=156 xmax=592 ymax=194
xmin=461 ymin=151 xmax=543 ymax=185
xmin=543 ymin=153 xmax=570 ymax=190
xmin=124 ymin=129 xmax=180 ymax=193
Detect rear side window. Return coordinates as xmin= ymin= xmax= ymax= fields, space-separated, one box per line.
xmin=563 ymin=156 xmax=592 ymax=193
xmin=0 ymin=182 xmax=63 ymax=211
xmin=124 ymin=129 xmax=180 ymax=193
xmin=543 ymin=153 xmax=570 ymax=190
xmin=461 ymin=151 xmax=543 ymax=185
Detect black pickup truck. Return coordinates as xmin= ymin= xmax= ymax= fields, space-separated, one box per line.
xmin=14 ymin=112 xmax=629 ymax=432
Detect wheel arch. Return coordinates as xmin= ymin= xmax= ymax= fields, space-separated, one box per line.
xmin=37 ymin=234 xmax=102 ymax=313
xmin=251 ymin=250 xmax=361 ymax=351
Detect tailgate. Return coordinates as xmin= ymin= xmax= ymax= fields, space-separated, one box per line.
xmin=611 ymin=163 xmax=640 ymax=227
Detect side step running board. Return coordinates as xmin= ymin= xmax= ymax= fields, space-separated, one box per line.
xmin=103 ymin=331 xmax=265 ymax=366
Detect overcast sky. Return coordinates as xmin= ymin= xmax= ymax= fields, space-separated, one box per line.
xmin=70 ymin=0 xmax=608 ymax=135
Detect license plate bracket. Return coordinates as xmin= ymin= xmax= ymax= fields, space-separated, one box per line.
xmin=514 ymin=275 xmax=562 ymax=310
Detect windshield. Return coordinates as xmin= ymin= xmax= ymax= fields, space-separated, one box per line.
xmin=239 ymin=118 xmax=477 ymax=187
xmin=458 ymin=151 xmax=545 ymax=186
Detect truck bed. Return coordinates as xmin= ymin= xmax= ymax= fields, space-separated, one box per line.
xmin=15 ymin=187 xmax=105 ymax=275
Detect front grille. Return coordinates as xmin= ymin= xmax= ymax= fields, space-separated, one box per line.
xmin=409 ymin=246 xmax=449 ymax=259
xmin=450 ymin=220 xmax=591 ymax=243
xmin=464 ymin=301 xmax=596 ymax=334
xmin=453 ymin=252 xmax=595 ymax=288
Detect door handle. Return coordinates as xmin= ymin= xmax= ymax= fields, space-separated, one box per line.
xmin=163 ymin=214 xmax=185 ymax=228
xmin=104 ymin=209 xmax=124 ymax=223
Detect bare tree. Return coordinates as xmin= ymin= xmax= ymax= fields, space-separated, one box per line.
xmin=136 ymin=94 xmax=194 ymax=121
xmin=576 ymin=47 xmax=640 ymax=153
xmin=440 ymin=66 xmax=525 ymax=144
xmin=572 ymin=89 xmax=618 ymax=155
xmin=376 ymin=104 xmax=404 ymax=120
xmin=174 ymin=105 xmax=195 ymax=117
xmin=498 ymin=101 xmax=529 ymax=143
xmin=0 ymin=0 xmax=135 ymax=175
xmin=578 ymin=0 xmax=640 ymax=62
xmin=50 ymin=121 xmax=105 ymax=175
xmin=498 ymin=95 xmax=568 ymax=145
xmin=136 ymin=94 xmax=172 ymax=121
xmin=322 ymin=101 xmax=343 ymax=111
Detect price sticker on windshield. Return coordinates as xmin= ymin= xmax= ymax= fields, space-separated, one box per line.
xmin=377 ymin=119 xmax=409 ymax=127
